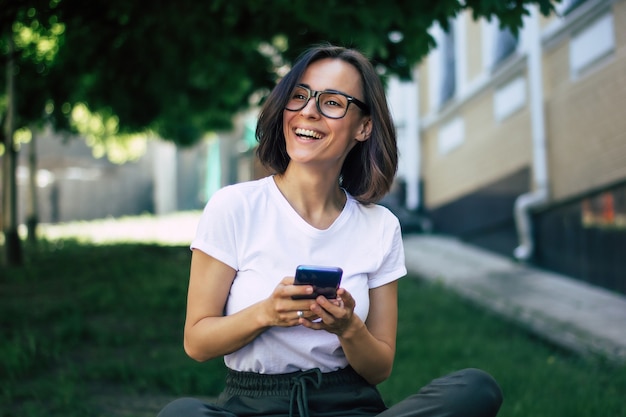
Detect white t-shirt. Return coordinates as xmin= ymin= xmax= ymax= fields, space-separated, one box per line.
xmin=191 ymin=176 xmax=407 ymax=374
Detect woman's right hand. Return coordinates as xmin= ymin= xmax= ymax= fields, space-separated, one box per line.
xmin=184 ymin=252 xmax=321 ymax=362
xmin=260 ymin=277 xmax=319 ymax=326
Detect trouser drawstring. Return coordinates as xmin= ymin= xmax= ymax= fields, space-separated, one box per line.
xmin=289 ymin=368 xmax=323 ymax=417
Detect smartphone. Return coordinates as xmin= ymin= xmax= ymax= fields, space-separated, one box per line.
xmin=292 ymin=265 xmax=343 ymax=299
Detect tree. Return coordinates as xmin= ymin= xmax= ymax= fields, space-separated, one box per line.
xmin=2 ymin=0 xmax=66 ymax=266
xmin=2 ymin=33 xmax=22 ymax=266
xmin=1 ymin=0 xmax=560 ymax=266
xmin=24 ymin=0 xmax=560 ymax=143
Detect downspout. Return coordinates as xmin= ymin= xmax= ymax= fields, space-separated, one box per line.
xmin=406 ymin=67 xmax=421 ymax=211
xmin=513 ymin=5 xmax=550 ymax=261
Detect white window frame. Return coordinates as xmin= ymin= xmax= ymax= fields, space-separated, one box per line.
xmin=427 ymin=23 xmax=444 ymax=112
xmin=493 ymin=75 xmax=527 ymax=122
xmin=569 ymin=11 xmax=614 ymax=79
xmin=454 ymin=15 xmax=468 ymax=98
xmin=438 ymin=117 xmax=465 ymax=155
xmin=482 ymin=17 xmax=525 ymax=72
xmin=428 ymin=14 xmax=466 ymax=112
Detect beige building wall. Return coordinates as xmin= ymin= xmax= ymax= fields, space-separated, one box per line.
xmin=465 ymin=15 xmax=483 ymax=82
xmin=408 ymin=0 xmax=625 ymax=286
xmin=422 ymin=86 xmax=532 ymax=209
xmin=544 ymin=0 xmax=626 ymax=201
xmin=418 ymin=61 xmax=430 ymax=118
xmin=419 ymin=9 xmax=534 ymax=210
xmin=418 ymin=0 xmax=625 ymax=211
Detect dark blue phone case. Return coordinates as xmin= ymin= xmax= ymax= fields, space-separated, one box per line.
xmin=293 ymin=265 xmax=343 ymax=299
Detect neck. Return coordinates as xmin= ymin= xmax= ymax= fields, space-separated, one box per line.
xmin=274 ymin=168 xmax=346 ymax=229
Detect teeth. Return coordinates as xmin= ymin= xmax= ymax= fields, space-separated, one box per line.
xmin=295 ymin=128 xmax=322 ymax=139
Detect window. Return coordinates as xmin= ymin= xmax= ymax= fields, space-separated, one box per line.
xmin=493 ymin=26 xmax=519 ymax=66
xmin=440 ymin=19 xmax=457 ymax=105
xmin=561 ymin=0 xmax=588 ymax=16
xmin=438 ymin=117 xmax=464 ymax=155
xmin=493 ymin=76 xmax=527 ymax=122
xmin=570 ymin=12 xmax=614 ymax=78
xmin=482 ymin=18 xmax=520 ymax=72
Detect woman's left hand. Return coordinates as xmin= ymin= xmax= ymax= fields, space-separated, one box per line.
xmin=299 ymin=288 xmax=360 ymax=336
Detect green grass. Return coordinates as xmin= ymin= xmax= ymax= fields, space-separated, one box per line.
xmin=2 ymin=233 xmax=625 ymax=417
xmin=1 ymin=240 xmax=226 ymax=417
xmin=382 ymin=281 xmax=626 ymax=416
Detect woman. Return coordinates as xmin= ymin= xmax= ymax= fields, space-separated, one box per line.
xmin=157 ymin=44 xmax=502 ymax=417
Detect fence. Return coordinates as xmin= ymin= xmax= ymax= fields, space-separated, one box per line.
xmin=533 ymin=181 xmax=626 ymax=295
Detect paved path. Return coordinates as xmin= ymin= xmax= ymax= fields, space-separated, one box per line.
xmin=403 ymin=234 xmax=626 ymax=363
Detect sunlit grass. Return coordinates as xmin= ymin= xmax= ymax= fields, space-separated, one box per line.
xmin=34 ymin=211 xmax=202 ymax=245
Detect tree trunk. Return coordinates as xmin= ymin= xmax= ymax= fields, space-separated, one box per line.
xmin=26 ymin=128 xmax=39 ymax=245
xmin=2 ymin=33 xmax=23 ymax=267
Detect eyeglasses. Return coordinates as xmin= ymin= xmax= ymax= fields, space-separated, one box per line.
xmin=285 ymin=84 xmax=369 ymax=119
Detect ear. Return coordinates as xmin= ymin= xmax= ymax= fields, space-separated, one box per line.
xmin=355 ymin=117 xmax=372 ymax=142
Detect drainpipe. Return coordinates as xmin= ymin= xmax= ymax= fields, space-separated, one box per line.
xmin=514 ymin=5 xmax=550 ymax=261
xmin=405 ymin=67 xmax=421 ymax=211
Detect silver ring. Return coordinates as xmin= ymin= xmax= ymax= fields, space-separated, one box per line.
xmin=297 ymin=310 xmax=304 ymax=318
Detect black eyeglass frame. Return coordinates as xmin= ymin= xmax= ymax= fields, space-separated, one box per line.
xmin=285 ymin=84 xmax=370 ymax=119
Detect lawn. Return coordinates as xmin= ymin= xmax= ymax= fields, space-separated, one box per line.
xmin=1 ymin=218 xmax=625 ymax=417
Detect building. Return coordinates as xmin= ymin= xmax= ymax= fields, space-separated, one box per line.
xmin=12 ymin=127 xmax=210 ymax=225
xmin=397 ymin=0 xmax=625 ymax=294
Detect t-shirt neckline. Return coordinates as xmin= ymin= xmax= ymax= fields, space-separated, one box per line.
xmin=267 ymin=175 xmax=352 ymax=235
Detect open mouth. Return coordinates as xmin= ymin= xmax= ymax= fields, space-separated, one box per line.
xmin=295 ymin=128 xmax=323 ymax=140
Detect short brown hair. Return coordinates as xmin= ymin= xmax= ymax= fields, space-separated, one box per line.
xmin=256 ymin=44 xmax=398 ymax=204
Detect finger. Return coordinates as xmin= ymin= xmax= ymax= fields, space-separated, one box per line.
xmin=290 ymin=285 xmax=315 ymax=299
xmin=272 ymin=278 xmax=295 ymax=299
xmin=310 ymin=302 xmax=337 ymax=325
xmin=275 ymin=280 xmax=314 ymax=300
xmin=299 ymin=316 xmax=325 ymax=330
xmin=285 ymin=310 xmax=310 ymax=326
xmin=336 ymin=288 xmax=354 ymax=306
xmin=315 ymin=296 xmax=345 ymax=315
xmin=280 ymin=276 xmax=296 ymax=285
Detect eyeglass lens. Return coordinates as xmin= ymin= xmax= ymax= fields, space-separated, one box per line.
xmin=286 ymin=86 xmax=350 ymax=119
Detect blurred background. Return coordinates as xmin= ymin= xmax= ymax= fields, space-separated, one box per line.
xmin=1 ymin=0 xmax=625 ymax=294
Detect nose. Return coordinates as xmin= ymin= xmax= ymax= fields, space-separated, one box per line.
xmin=299 ymin=94 xmax=321 ymax=118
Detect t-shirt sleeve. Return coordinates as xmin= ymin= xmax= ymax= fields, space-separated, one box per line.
xmin=368 ymin=213 xmax=407 ymax=289
xmin=190 ymin=187 xmax=240 ymax=270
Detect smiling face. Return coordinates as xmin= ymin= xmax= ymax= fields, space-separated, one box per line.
xmin=282 ymin=58 xmax=371 ymax=172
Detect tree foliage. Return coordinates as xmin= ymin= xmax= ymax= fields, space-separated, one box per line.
xmin=1 ymin=0 xmax=560 ymax=148
xmin=1 ymin=0 xmax=560 ymax=266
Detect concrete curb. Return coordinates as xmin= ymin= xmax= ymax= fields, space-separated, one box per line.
xmin=403 ymin=234 xmax=626 ymax=364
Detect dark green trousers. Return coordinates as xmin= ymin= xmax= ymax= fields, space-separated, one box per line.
xmin=156 ymin=367 xmax=502 ymax=417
